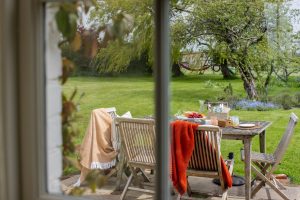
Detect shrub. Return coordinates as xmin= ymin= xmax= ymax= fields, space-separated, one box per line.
xmin=234 ymin=99 xmax=280 ymax=111
xmin=294 ymin=92 xmax=300 ymax=106
xmin=296 ymin=77 xmax=300 ymax=87
xmin=273 ymin=94 xmax=296 ymax=110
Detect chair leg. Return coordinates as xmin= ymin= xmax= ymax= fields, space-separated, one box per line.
xmin=106 ymin=168 xmax=117 ymax=178
xmin=187 ymin=178 xmax=192 ymax=197
xmin=120 ymin=174 xmax=133 ymax=200
xmin=138 ymin=168 xmax=151 ymax=183
xmin=221 ymin=189 xmax=228 ymax=200
xmin=270 ymin=174 xmax=286 ymax=190
xmin=251 ymin=165 xmax=290 ymax=200
xmin=115 ymin=165 xmax=124 ymax=191
xmin=115 ymin=154 xmax=127 ymax=191
xmin=251 ymin=180 xmax=265 ymax=197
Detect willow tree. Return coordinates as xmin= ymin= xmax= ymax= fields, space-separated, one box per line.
xmin=89 ymin=0 xmax=193 ymax=76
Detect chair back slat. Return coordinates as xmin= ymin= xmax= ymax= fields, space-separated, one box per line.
xmin=188 ymin=126 xmax=222 ymax=172
xmin=273 ymin=113 xmax=298 ymax=165
xmin=116 ymin=117 xmax=156 ymax=165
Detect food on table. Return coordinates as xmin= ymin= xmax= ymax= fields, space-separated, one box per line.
xmin=183 ymin=111 xmax=205 ymax=118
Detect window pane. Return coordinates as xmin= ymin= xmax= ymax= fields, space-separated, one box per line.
xmin=45 ymin=1 xmax=164 ymax=198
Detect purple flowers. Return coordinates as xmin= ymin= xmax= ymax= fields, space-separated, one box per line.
xmin=234 ymin=99 xmax=280 ymax=111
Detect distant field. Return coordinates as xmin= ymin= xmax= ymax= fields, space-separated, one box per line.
xmin=64 ymin=74 xmax=300 ymax=183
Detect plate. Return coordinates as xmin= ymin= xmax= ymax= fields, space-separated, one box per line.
xmin=175 ymin=116 xmax=188 ymax=120
xmin=239 ymin=123 xmax=256 ymax=128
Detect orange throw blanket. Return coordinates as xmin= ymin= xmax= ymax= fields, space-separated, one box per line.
xmin=171 ymin=120 xmax=232 ymax=195
xmin=171 ymin=120 xmax=198 ymax=195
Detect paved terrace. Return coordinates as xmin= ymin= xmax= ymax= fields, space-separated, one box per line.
xmin=61 ymin=173 xmax=300 ymax=200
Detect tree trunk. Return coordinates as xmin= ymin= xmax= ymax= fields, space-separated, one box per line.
xmin=172 ymin=62 xmax=183 ymax=77
xmin=239 ymin=66 xmax=258 ymax=99
xmin=262 ymin=63 xmax=274 ymax=97
xmin=220 ymin=59 xmax=235 ymax=79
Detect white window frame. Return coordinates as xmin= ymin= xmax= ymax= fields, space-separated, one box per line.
xmin=0 ymin=0 xmax=171 ymax=199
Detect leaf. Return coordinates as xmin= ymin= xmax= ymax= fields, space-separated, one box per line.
xmin=69 ymin=88 xmax=78 ymax=101
xmin=96 ymin=175 xmax=107 ymax=188
xmin=62 ymin=58 xmax=75 ymax=84
xmin=69 ymin=187 xmax=85 ymax=196
xmin=61 ymin=3 xmax=77 ymax=13
xmin=64 ymin=156 xmax=81 ymax=170
xmin=55 ymin=7 xmax=69 ymax=38
xmin=55 ymin=4 xmax=78 ymax=41
xmin=70 ymin=32 xmax=82 ymax=51
xmin=68 ymin=13 xmax=78 ymax=40
xmin=89 ymin=182 xmax=97 ymax=193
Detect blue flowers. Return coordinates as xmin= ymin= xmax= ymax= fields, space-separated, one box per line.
xmin=234 ymin=99 xmax=280 ymax=111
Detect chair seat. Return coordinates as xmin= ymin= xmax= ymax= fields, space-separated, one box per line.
xmin=186 ymin=169 xmax=218 ymax=178
xmin=241 ymin=149 xmax=276 ymax=164
xmin=251 ymin=152 xmax=276 ymax=164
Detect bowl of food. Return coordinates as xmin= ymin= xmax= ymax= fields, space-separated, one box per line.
xmin=183 ymin=111 xmax=206 ymax=119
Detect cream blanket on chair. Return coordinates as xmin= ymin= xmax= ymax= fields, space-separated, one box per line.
xmin=75 ymin=108 xmax=118 ymax=186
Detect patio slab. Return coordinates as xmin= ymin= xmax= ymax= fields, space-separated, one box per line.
xmin=61 ymin=174 xmax=300 ymax=200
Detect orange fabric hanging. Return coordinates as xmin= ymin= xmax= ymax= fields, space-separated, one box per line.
xmin=170 ymin=120 xmax=232 ymax=195
xmin=171 ymin=120 xmax=198 ymax=195
xmin=221 ymin=157 xmax=232 ymax=187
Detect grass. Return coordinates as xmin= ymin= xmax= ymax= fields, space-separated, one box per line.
xmin=64 ymin=74 xmax=300 ymax=183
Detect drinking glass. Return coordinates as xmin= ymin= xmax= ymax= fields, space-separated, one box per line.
xmin=199 ymin=100 xmax=205 ymax=113
xmin=230 ymin=116 xmax=239 ymax=126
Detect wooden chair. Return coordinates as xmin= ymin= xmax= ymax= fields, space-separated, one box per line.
xmin=243 ymin=113 xmax=298 ymax=200
xmin=116 ymin=117 xmax=156 ymax=200
xmin=104 ymin=107 xmax=131 ymax=191
xmin=186 ymin=125 xmax=234 ymax=200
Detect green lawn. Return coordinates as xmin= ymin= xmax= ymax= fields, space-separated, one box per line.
xmin=64 ymin=75 xmax=300 ymax=183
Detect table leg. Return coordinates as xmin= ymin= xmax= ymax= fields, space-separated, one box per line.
xmin=259 ymin=130 xmax=266 ymax=154
xmin=259 ymin=130 xmax=267 ymax=182
xmin=244 ymin=137 xmax=252 ymax=200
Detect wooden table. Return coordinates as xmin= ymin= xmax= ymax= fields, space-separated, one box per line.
xmin=221 ymin=121 xmax=272 ymax=200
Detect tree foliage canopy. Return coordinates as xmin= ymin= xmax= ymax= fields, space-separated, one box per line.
xmin=90 ymin=0 xmax=300 ymax=99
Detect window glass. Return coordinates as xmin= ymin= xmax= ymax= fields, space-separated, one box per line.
xmin=45 ymin=0 xmax=300 ymax=199
xmin=45 ymin=1 xmax=159 ymax=198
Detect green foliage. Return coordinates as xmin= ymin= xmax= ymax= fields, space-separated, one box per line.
xmin=174 ymin=0 xmax=300 ymax=99
xmin=85 ymin=170 xmax=107 ymax=193
xmin=273 ymin=93 xmax=296 ymax=110
xmin=224 ymin=83 xmax=233 ymax=96
xmin=55 ymin=2 xmax=85 ymax=163
xmin=95 ymin=40 xmax=135 ymax=73
xmin=204 ymin=80 xmax=220 ymax=88
xmin=217 ymin=83 xmax=240 ymax=107
xmin=62 ymin=89 xmax=84 ymax=156
xmin=294 ymin=92 xmax=300 ymax=106
xmin=265 ymin=2 xmax=300 ymax=82
xmin=91 ymin=0 xmax=155 ymax=73
xmin=55 ymin=2 xmax=110 ymax=192
xmin=89 ymin=0 xmax=300 ymax=100
xmin=55 ymin=4 xmax=78 ymax=41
